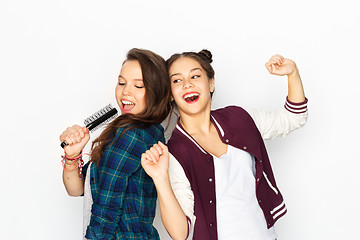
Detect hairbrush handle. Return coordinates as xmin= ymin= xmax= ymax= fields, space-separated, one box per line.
xmin=61 ymin=141 xmax=69 ymax=148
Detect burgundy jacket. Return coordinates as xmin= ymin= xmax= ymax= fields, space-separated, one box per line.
xmin=167 ymin=106 xmax=288 ymax=240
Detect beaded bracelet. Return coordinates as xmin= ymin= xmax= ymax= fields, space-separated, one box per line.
xmin=61 ymin=151 xmax=84 ymax=179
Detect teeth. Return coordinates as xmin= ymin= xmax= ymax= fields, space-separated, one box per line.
xmin=122 ymin=100 xmax=134 ymax=105
xmin=184 ymin=93 xmax=199 ymax=99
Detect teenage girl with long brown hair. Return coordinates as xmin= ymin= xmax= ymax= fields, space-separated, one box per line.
xmin=60 ymin=48 xmax=171 ymax=239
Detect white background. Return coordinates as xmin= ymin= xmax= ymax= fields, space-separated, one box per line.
xmin=1 ymin=0 xmax=359 ymax=239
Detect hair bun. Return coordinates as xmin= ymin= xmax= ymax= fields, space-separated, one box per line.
xmin=198 ymin=49 xmax=213 ymax=63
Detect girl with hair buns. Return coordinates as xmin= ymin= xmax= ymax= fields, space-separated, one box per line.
xmin=141 ymin=49 xmax=308 ymax=240
xmin=60 ymin=48 xmax=171 ymax=240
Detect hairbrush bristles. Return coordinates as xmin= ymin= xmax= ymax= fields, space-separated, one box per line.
xmin=84 ymin=104 xmax=118 ymax=132
xmin=84 ymin=104 xmax=113 ymax=126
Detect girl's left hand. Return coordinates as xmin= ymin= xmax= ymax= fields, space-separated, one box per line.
xmin=265 ymin=54 xmax=298 ymax=76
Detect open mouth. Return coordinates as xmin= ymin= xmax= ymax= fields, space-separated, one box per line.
xmin=183 ymin=92 xmax=200 ymax=103
xmin=121 ymin=99 xmax=135 ymax=112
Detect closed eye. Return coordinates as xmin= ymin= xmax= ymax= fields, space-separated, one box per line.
xmin=135 ymin=85 xmax=144 ymax=89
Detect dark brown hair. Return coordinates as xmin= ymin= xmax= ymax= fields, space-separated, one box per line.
xmin=90 ymin=48 xmax=171 ymax=165
xmin=166 ymin=49 xmax=215 ymax=98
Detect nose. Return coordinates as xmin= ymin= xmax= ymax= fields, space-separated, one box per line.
xmin=122 ymin=84 xmax=132 ymax=96
xmin=182 ymin=78 xmax=193 ymax=89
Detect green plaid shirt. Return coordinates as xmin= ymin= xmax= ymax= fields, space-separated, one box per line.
xmin=85 ymin=124 xmax=164 ymax=240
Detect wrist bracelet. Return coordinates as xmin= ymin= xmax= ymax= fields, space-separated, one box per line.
xmin=61 ymin=151 xmax=85 ymax=178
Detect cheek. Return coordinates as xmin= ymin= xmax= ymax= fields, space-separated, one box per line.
xmin=139 ymin=92 xmax=146 ymax=103
xmin=115 ymin=86 xmax=122 ymax=98
xmin=137 ymin=91 xmax=147 ymax=108
xmin=171 ymin=85 xmax=181 ymax=99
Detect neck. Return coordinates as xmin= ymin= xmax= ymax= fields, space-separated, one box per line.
xmin=178 ymin=104 xmax=212 ymax=136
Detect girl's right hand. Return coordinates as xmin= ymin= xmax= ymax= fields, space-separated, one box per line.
xmin=141 ymin=141 xmax=170 ymax=182
xmin=265 ymin=54 xmax=298 ymax=77
xmin=60 ymin=125 xmax=90 ymax=158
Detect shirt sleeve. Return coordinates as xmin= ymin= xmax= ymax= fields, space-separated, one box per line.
xmin=85 ymin=128 xmax=146 ymax=240
xmin=168 ymin=153 xmax=196 ymax=239
xmin=245 ymin=97 xmax=308 ymax=140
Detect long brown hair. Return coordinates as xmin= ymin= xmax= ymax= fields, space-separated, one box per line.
xmin=90 ymin=48 xmax=171 ymax=165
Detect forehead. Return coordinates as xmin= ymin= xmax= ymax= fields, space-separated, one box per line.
xmin=169 ymin=57 xmax=203 ymax=75
xmin=119 ymin=60 xmax=142 ymax=79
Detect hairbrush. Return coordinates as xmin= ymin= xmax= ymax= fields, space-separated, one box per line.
xmin=60 ymin=104 xmax=118 ymax=148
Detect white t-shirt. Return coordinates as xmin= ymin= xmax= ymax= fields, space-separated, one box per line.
xmin=213 ymin=145 xmax=277 ymax=240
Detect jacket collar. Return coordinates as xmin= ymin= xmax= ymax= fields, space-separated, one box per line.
xmin=175 ymin=113 xmax=225 ymax=155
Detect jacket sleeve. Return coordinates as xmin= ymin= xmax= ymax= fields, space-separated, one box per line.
xmin=245 ymin=97 xmax=308 ymax=140
xmin=168 ymin=153 xmax=196 ymax=239
xmin=85 ymin=128 xmax=146 ymax=240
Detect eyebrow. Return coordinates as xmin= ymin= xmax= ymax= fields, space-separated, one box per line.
xmin=170 ymin=68 xmax=202 ymax=78
xmin=118 ymin=75 xmax=143 ymax=81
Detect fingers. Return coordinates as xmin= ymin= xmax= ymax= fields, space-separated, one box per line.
xmin=157 ymin=141 xmax=169 ymax=154
xmin=142 ymin=149 xmax=159 ymax=165
xmin=265 ymin=54 xmax=287 ymax=75
xmin=146 ymin=144 xmax=162 ymax=162
xmin=148 ymin=142 xmax=168 ymax=156
xmin=265 ymin=62 xmax=272 ymax=72
xmin=266 ymin=54 xmax=284 ymax=68
xmin=145 ymin=149 xmax=158 ymax=163
xmin=60 ymin=125 xmax=89 ymax=145
xmin=141 ymin=142 xmax=169 ymax=164
xmin=269 ymin=54 xmax=284 ymax=65
xmin=64 ymin=135 xmax=73 ymax=146
xmin=82 ymin=126 xmax=90 ymax=135
xmin=141 ymin=152 xmax=153 ymax=165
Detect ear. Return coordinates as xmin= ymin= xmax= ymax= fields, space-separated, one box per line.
xmin=170 ymin=95 xmax=174 ymax=101
xmin=209 ymin=78 xmax=215 ymax=93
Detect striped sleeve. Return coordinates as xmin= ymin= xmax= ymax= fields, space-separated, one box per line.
xmin=245 ymin=96 xmax=308 ymax=140
xmin=284 ymin=97 xmax=308 ymax=114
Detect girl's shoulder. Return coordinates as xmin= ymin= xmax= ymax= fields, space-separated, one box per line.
xmin=212 ymin=105 xmax=251 ymax=119
xmin=114 ymin=123 xmax=164 ymax=137
xmin=112 ymin=123 xmax=165 ymax=148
